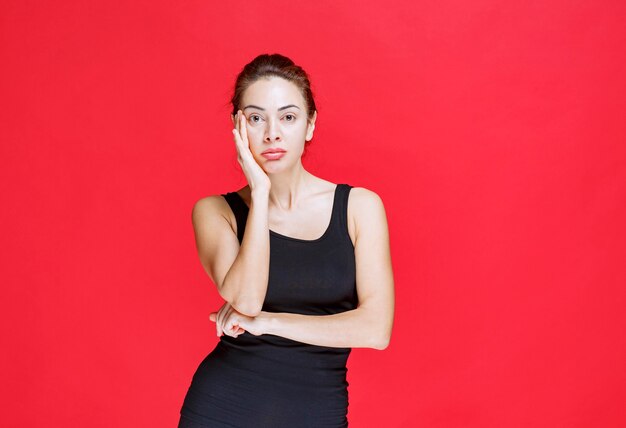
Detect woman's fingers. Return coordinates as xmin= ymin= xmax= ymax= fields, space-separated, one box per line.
xmin=209 ymin=312 xmax=222 ymax=338
xmin=210 ymin=302 xmax=253 ymax=338
xmin=217 ymin=303 xmax=232 ymax=337
xmin=231 ymin=110 xmax=271 ymax=192
xmin=224 ymin=307 xmax=241 ymax=337
xmin=215 ymin=311 xmax=223 ymax=337
xmin=239 ymin=110 xmax=249 ymax=148
xmin=213 ymin=306 xmax=229 ymax=338
xmin=232 ymin=127 xmax=250 ymax=165
xmin=232 ymin=116 xmax=253 ymax=164
xmin=216 ymin=303 xmax=235 ymax=338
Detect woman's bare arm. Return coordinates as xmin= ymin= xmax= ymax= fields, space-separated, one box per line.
xmin=193 ymin=111 xmax=271 ymax=317
xmin=192 ymin=189 xmax=269 ymax=317
xmin=211 ymin=187 xmax=395 ymax=349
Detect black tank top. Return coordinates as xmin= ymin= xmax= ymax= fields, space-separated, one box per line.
xmin=179 ymin=183 xmax=358 ymax=427
xmin=225 ymin=183 xmax=358 ymax=315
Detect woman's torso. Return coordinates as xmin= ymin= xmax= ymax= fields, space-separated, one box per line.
xmin=179 ymin=183 xmax=358 ymax=427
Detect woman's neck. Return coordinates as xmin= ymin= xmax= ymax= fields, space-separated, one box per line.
xmin=266 ymin=165 xmax=315 ymax=212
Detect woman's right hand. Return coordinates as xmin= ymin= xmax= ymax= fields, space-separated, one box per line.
xmin=210 ymin=302 xmax=246 ymax=338
xmin=232 ymin=110 xmax=271 ymax=194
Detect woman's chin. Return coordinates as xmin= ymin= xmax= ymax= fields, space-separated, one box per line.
xmin=261 ymin=161 xmax=290 ymax=175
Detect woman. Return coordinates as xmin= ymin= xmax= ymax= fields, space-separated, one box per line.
xmin=178 ymin=53 xmax=395 ymax=427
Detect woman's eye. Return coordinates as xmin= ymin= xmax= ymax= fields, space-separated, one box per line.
xmin=249 ymin=115 xmax=261 ymax=123
xmin=284 ymin=114 xmax=295 ymax=121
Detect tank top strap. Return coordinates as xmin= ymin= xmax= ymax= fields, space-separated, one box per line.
xmin=222 ymin=192 xmax=248 ymax=244
xmin=222 ymin=184 xmax=353 ymax=245
xmin=332 ymin=183 xmax=353 ymax=243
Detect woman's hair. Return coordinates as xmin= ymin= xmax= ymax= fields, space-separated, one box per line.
xmin=230 ymin=53 xmax=317 ymax=124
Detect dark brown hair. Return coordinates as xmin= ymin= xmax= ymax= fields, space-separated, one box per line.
xmin=230 ymin=53 xmax=317 ymax=124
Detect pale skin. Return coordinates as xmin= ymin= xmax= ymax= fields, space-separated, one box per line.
xmin=192 ymin=76 xmax=394 ymax=350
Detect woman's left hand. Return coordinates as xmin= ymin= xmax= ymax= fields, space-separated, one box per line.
xmin=209 ymin=302 xmax=266 ymax=338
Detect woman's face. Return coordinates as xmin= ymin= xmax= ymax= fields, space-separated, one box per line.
xmin=232 ymin=76 xmax=316 ymax=174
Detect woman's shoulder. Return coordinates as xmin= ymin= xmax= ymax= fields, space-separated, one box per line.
xmin=345 ymin=185 xmax=387 ymax=241
xmin=194 ymin=185 xmax=248 ymax=208
xmin=193 ymin=193 xmax=229 ymax=212
xmin=191 ymin=191 xmax=239 ymax=229
xmin=346 ymin=185 xmax=385 ymax=207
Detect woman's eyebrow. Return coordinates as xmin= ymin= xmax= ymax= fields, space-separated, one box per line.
xmin=243 ymin=104 xmax=301 ymax=111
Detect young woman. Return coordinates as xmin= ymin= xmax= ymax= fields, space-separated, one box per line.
xmin=178 ymin=53 xmax=395 ymax=427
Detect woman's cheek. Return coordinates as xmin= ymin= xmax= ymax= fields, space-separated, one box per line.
xmin=247 ymin=126 xmax=263 ymax=143
xmin=248 ymin=139 xmax=267 ymax=166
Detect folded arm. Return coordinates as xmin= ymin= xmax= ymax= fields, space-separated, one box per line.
xmin=210 ymin=187 xmax=395 ymax=350
xmin=193 ymin=190 xmax=269 ymax=317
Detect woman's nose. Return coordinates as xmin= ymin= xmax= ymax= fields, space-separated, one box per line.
xmin=264 ymin=119 xmax=281 ymax=142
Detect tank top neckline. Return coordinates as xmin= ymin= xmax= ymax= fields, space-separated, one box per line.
xmin=230 ymin=184 xmax=341 ymax=243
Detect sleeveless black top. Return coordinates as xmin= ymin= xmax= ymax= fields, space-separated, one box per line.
xmin=180 ymin=184 xmax=358 ymax=427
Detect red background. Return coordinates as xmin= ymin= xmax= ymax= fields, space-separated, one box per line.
xmin=2 ymin=1 xmax=625 ymax=427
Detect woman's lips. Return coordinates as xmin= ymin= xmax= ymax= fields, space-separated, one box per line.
xmin=261 ymin=150 xmax=286 ymax=160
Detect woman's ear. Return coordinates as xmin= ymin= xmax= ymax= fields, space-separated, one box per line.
xmin=305 ymin=111 xmax=317 ymax=141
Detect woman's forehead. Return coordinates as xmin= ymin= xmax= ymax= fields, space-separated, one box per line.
xmin=242 ymin=77 xmax=304 ymax=109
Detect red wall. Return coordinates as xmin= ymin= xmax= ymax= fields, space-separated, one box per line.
xmin=2 ymin=1 xmax=625 ymax=427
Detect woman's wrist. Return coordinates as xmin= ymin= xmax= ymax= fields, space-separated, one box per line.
xmin=257 ymin=311 xmax=275 ymax=335
xmin=250 ymin=188 xmax=270 ymax=201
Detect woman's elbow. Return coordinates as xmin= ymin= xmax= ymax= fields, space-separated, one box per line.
xmin=231 ymin=298 xmax=263 ymax=317
xmin=362 ymin=307 xmax=393 ymax=350
xmin=368 ymin=326 xmax=392 ymax=350
xmin=371 ymin=334 xmax=391 ymax=350
xmin=218 ymin=287 xmax=263 ymax=317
